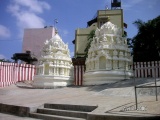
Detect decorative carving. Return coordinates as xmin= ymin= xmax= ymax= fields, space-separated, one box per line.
xmin=85 ymin=21 xmax=133 ymax=73
xmin=37 ymin=33 xmax=73 ymax=76
xmin=106 ymin=59 xmax=112 ymax=69
xmin=95 ymin=28 xmax=100 ymax=37
xmin=113 ymin=60 xmax=118 ymax=69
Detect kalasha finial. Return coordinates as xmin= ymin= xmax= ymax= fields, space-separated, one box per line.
xmin=55 ymin=28 xmax=58 ymax=34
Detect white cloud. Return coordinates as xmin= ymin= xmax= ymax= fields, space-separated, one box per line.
xmin=0 ymin=25 xmax=11 ymax=38
xmin=0 ymin=54 xmax=6 ymax=59
xmin=13 ymin=0 xmax=50 ymax=13
xmin=17 ymin=12 xmax=45 ymax=28
xmin=7 ymin=0 xmax=51 ymax=38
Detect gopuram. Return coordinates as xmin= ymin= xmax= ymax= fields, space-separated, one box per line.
xmin=32 ymin=31 xmax=73 ymax=88
xmin=83 ymin=21 xmax=133 ymax=85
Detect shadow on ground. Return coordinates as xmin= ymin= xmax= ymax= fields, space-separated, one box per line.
xmin=85 ymin=78 xmax=160 ymax=92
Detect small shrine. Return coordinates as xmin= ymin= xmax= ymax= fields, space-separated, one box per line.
xmin=83 ymin=21 xmax=133 ymax=85
xmin=33 ymin=31 xmax=73 ymax=88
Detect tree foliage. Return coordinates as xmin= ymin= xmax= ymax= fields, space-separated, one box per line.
xmin=130 ymin=15 xmax=160 ymax=62
xmin=84 ymin=29 xmax=95 ymax=59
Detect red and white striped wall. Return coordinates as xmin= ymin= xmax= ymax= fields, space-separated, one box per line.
xmin=74 ymin=65 xmax=85 ymax=86
xmin=0 ymin=62 xmax=36 ymax=87
xmin=73 ymin=61 xmax=160 ymax=86
xmin=72 ymin=58 xmax=85 ymax=86
xmin=134 ymin=61 xmax=160 ymax=78
xmin=1 ymin=61 xmax=160 ymax=87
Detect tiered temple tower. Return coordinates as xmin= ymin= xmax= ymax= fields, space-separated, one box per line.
xmin=72 ymin=4 xmax=127 ymax=85
xmin=33 ymin=31 xmax=73 ymax=88
xmin=83 ymin=21 xmax=133 ymax=85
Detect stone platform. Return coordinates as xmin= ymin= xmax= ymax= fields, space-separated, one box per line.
xmin=83 ymin=70 xmax=133 ymax=85
xmin=0 ymin=78 xmax=160 ymax=120
xmin=33 ymin=75 xmax=73 ymax=88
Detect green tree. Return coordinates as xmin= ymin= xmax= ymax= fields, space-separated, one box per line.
xmin=130 ymin=15 xmax=160 ymax=62
xmin=84 ymin=29 xmax=95 ymax=59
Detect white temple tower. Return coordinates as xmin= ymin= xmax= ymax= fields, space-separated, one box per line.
xmin=83 ymin=21 xmax=133 ymax=85
xmin=32 ymin=31 xmax=73 ymax=88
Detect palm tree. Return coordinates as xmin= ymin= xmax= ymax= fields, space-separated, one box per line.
xmin=131 ymin=16 xmax=160 ymax=62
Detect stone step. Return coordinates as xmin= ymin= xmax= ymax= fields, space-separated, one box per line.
xmin=44 ymin=103 xmax=97 ymax=112
xmin=37 ymin=108 xmax=87 ymax=119
xmin=30 ymin=112 xmax=85 ymax=120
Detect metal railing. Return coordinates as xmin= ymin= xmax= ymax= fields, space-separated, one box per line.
xmin=134 ymin=66 xmax=160 ymax=109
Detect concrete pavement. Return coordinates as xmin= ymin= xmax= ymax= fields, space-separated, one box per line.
xmin=0 ymin=78 xmax=160 ymax=119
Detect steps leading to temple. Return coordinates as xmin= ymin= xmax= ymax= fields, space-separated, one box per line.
xmin=29 ymin=103 xmax=97 ymax=120
xmin=44 ymin=103 xmax=97 ymax=112
xmin=30 ymin=113 xmax=85 ymax=120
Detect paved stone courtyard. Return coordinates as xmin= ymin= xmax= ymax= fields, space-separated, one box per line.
xmin=0 ymin=78 xmax=160 ymax=119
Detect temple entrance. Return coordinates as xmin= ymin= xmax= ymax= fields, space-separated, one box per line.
xmin=99 ymin=56 xmax=106 ymax=69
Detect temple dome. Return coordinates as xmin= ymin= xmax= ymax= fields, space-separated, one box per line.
xmin=51 ymin=33 xmax=62 ymax=41
xmin=101 ymin=21 xmax=114 ymax=29
xmin=42 ymin=32 xmax=70 ymax=58
xmin=33 ymin=33 xmax=73 ymax=88
xmin=83 ymin=21 xmax=133 ymax=85
xmin=39 ymin=32 xmax=72 ymax=65
xmin=95 ymin=21 xmax=122 ymax=36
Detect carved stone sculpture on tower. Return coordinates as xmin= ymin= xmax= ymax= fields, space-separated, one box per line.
xmin=32 ymin=31 xmax=73 ymax=88
xmin=83 ymin=21 xmax=133 ymax=85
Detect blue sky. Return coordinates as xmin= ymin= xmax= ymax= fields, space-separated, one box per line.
xmin=0 ymin=0 xmax=160 ymax=61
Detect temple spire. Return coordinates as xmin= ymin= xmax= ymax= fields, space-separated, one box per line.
xmin=55 ymin=28 xmax=58 ymax=34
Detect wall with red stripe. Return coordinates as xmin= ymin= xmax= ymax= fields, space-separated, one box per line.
xmin=1 ymin=61 xmax=160 ymax=87
xmin=74 ymin=65 xmax=85 ymax=86
xmin=134 ymin=61 xmax=160 ymax=78
xmin=0 ymin=62 xmax=36 ymax=87
xmin=73 ymin=61 xmax=160 ymax=86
